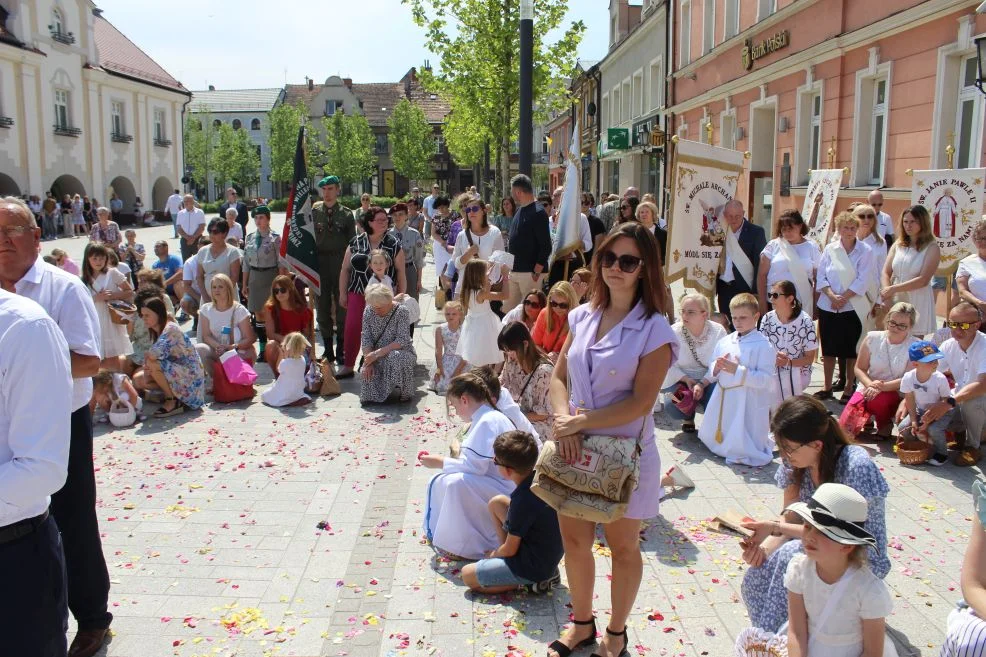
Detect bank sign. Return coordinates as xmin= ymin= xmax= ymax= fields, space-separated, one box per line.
xmin=742 ymin=30 xmax=790 ymax=71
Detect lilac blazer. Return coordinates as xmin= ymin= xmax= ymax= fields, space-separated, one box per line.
xmin=565 ymin=300 xmax=678 ymax=519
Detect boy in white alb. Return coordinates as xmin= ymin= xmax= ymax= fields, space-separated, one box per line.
xmin=897 ymin=340 xmax=953 ymax=466
xmin=698 ymin=293 xmax=778 ymax=466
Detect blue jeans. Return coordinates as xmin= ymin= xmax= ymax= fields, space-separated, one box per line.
xmin=661 ymin=382 xmax=717 ymax=421
xmin=475 ymin=557 xmax=535 ymax=588
xmin=898 ymin=408 xmax=952 ymax=454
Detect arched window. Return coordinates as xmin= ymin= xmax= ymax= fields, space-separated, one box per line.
xmin=213 ymin=119 xmax=221 ymax=128
xmin=251 ymin=118 xmax=261 ymax=131
xmin=232 ymin=119 xmax=241 ymax=130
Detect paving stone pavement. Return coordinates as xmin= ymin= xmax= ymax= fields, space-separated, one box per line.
xmin=51 ymin=220 xmax=982 ymax=657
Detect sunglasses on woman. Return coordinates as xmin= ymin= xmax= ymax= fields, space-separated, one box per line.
xmin=273 ymin=287 xmax=287 ymax=294
xmin=549 ymin=301 xmax=570 ymax=309
xmin=465 ymin=205 xmax=482 ymax=213
xmin=523 ymin=299 xmax=543 ymax=308
xmin=599 ymin=251 xmax=643 ymax=273
xmin=767 ymin=292 xmax=786 ymax=300
xmin=857 ymin=213 xmax=876 ymax=219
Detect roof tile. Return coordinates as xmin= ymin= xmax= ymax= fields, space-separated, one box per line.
xmin=94 ymin=16 xmax=187 ymax=93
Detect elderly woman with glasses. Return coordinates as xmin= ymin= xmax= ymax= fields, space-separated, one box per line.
xmin=739 ymin=396 xmax=890 ymax=633
xmin=838 ymin=301 xmax=917 ymax=440
xmin=360 ymin=283 xmax=416 ymax=404
xmin=261 ymin=274 xmax=314 ymax=377
xmin=338 ymin=206 xmax=406 ymax=378
xmin=196 ymin=217 xmax=242 ymax=304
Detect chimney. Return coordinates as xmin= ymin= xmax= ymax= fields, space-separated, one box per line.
xmin=423 ymin=59 xmax=432 ymax=72
xmin=343 ymin=78 xmax=353 ymax=89
xmin=307 ymin=77 xmax=314 ymax=91
xmin=208 ymin=84 xmax=215 ymax=91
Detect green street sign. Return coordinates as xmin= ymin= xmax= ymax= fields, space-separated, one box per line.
xmin=607 ymin=128 xmax=630 ymax=150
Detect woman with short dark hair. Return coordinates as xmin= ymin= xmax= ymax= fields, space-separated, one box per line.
xmin=757 ymin=209 xmax=821 ymax=315
xmin=196 ymin=217 xmax=241 ymax=303
xmin=337 ymin=207 xmax=406 ymax=377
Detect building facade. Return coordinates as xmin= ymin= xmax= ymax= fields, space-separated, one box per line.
xmin=546 ymin=108 xmax=572 ymax=192
xmin=599 ymin=0 xmax=669 ymax=207
xmin=284 ymin=69 xmax=469 ymax=197
xmin=670 ymin=0 xmax=986 ymax=231
xmin=570 ymin=59 xmax=602 ymax=198
xmin=0 ymin=1 xmax=189 ymax=217
xmin=187 ymin=87 xmax=285 ymax=201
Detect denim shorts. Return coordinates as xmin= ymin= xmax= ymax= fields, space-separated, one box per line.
xmin=475 ymin=558 xmax=534 ymax=588
xmin=932 ymin=275 xmax=947 ymax=291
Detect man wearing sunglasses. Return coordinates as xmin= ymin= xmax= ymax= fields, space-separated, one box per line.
xmin=922 ymin=302 xmax=986 ymax=466
xmin=715 ymin=199 xmax=767 ymax=326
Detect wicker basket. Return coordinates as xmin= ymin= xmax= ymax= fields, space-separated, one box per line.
xmin=897 ymin=439 xmax=933 ymax=465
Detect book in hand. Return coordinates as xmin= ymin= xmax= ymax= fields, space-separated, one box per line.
xmin=711 ymin=510 xmax=755 ymax=538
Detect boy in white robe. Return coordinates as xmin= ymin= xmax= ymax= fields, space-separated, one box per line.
xmin=698 ymin=293 xmax=777 ymax=466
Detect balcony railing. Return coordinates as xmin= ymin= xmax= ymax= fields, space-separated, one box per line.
xmin=0 ymin=117 xmax=13 ymax=128
xmin=49 ymin=29 xmax=75 ymax=45
xmin=154 ymin=137 xmax=172 ymax=147
xmin=53 ymin=124 xmax=81 ymax=137
xmin=111 ymin=132 xmax=133 ymax=144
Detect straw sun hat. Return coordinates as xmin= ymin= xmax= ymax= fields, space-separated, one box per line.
xmin=783 ymin=483 xmax=876 ymax=547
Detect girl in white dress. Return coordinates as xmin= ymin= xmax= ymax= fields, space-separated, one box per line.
xmin=368 ymin=249 xmax=395 ymax=292
xmin=881 ymin=205 xmax=940 ymax=337
xmin=430 ymin=301 xmax=467 ymax=393
xmin=735 ymin=483 xmax=897 ymax=657
xmin=456 ymin=260 xmax=508 ymax=367
xmin=262 ymin=332 xmax=311 ymax=407
xmin=419 ymin=373 xmax=516 ymax=560
xmin=82 ymin=242 xmax=134 ymax=364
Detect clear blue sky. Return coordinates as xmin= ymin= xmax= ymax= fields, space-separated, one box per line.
xmin=94 ymin=0 xmax=609 ymax=91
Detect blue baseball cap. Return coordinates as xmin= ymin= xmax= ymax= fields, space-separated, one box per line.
xmin=908 ymin=340 xmax=944 ymax=363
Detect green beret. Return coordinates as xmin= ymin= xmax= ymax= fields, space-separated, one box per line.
xmin=318 ymin=175 xmax=340 ymax=188
xmin=252 ymin=205 xmax=271 ymax=217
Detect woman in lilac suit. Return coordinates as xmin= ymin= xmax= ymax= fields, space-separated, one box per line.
xmin=547 ymin=222 xmax=678 ymax=657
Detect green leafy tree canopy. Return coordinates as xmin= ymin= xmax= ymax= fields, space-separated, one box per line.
xmin=322 ymin=111 xmax=377 ymax=184
xmin=388 ymin=98 xmax=436 ymax=184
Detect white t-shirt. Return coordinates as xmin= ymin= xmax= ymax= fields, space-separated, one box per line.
xmin=166 ymin=193 xmax=183 ymax=215
xmin=176 ymin=207 xmax=206 ymax=236
xmin=182 ymin=258 xmax=201 ymax=295
xmin=957 ymin=254 xmax=986 ymax=303
xmin=423 ymin=195 xmax=437 ymax=219
xmin=940 ymin=333 xmax=986 ymax=390
xmin=762 ymin=238 xmax=822 ymax=291
xmin=227 ymin=223 xmax=244 ymax=244
xmin=900 ymin=369 xmax=952 ymax=411
xmin=877 ymin=211 xmax=894 ymax=239
xmin=198 ymin=303 xmax=250 ymax=344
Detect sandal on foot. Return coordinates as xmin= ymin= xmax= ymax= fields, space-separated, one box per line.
xmin=681 ymin=420 xmax=696 ymax=433
xmin=153 ymin=397 xmax=185 ymax=418
xmin=812 ymin=389 xmax=833 ymax=400
xmin=547 ymin=617 xmax=597 ymax=657
xmin=591 ymin=626 xmax=630 ymax=657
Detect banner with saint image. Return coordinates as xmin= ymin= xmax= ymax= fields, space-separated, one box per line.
xmin=802 ymin=169 xmax=843 ymax=250
xmin=665 ymin=139 xmax=745 ymax=295
xmin=911 ymin=169 xmax=985 ymax=275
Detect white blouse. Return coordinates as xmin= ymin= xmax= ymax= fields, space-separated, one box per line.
xmin=451 ymin=225 xmax=504 ymax=269
xmin=762 ymin=238 xmax=822 ymax=290
xmin=957 ymin=254 xmax=986 ymax=303
xmin=858 ymin=330 xmax=910 ymax=389
xmin=663 ymin=320 xmax=727 ymax=387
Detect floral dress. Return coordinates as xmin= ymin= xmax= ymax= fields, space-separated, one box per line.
xmin=758 ymin=310 xmax=817 ymax=403
xmin=430 ymin=322 xmax=464 ymax=394
xmin=499 ymin=358 xmax=554 ymax=441
xmin=148 ymin=321 xmax=205 ymax=409
xmin=740 ymin=445 xmax=890 ymax=632
xmin=360 ymin=304 xmax=416 ymax=404
xmin=90 ymin=221 xmax=121 ymax=246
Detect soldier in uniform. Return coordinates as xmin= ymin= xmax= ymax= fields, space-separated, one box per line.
xmin=312 ymin=175 xmax=356 ymax=364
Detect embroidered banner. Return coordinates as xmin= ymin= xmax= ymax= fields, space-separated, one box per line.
xmin=666 ymin=139 xmax=745 ymax=295
xmin=802 ymin=169 xmax=843 ymax=250
xmin=911 ymin=169 xmax=985 ymax=275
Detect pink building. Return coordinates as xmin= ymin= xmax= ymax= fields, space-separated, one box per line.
xmin=670 ymin=0 xmax=986 ymax=233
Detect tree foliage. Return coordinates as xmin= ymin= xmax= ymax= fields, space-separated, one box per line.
xmin=388 ymin=98 xmax=436 ymax=184
xmin=268 ymin=102 xmax=303 ymax=183
xmin=213 ymin=123 xmax=261 ymax=192
xmin=183 ymin=105 xmax=217 ymax=198
xmin=404 ymin=0 xmax=584 ymax=196
xmin=321 ymin=111 xmax=377 ymax=184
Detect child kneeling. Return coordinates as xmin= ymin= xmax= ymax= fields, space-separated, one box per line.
xmin=461 ymin=431 xmax=563 ymax=595
xmin=261 ymin=332 xmax=311 ymax=407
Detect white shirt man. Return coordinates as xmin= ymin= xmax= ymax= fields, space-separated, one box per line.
xmin=423 ymin=186 xmax=439 ymax=220
xmin=165 ymin=191 xmax=183 ymax=238
xmin=177 ymin=201 xmax=206 ymax=261
xmin=933 ymin=305 xmax=986 ymax=464
xmin=867 ymin=191 xmax=894 ymax=241
xmin=0 ymin=288 xmax=72 ymax=654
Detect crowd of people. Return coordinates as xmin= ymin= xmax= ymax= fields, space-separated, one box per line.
xmin=2 ymin=172 xmax=986 ymax=657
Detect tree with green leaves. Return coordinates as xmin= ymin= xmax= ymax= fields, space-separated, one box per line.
xmin=321 ymin=111 xmax=377 ymax=185
xmin=388 ymin=98 xmax=436 ymax=185
xmin=183 ymin=105 xmax=217 ymax=200
xmin=404 ymin=0 xmax=584 ymax=196
xmin=268 ymin=102 xmax=303 ymax=184
xmin=213 ymin=123 xmax=261 ymax=194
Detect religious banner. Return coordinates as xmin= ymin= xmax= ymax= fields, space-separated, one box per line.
xmin=911 ymin=168 xmax=985 ymax=275
xmin=802 ymin=169 xmax=843 ymax=250
xmin=666 ymin=139 xmax=745 ymax=295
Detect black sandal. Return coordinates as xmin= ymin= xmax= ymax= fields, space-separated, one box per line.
xmin=153 ymin=397 xmax=185 ymax=418
xmin=591 ymin=626 xmax=630 ymax=657
xmin=547 ymin=617 xmax=597 ymax=657
xmin=812 ymin=389 xmax=833 ymax=400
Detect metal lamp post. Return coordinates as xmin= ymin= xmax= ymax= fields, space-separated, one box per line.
xmin=519 ymin=0 xmax=534 ymax=176
xmin=976 ymin=35 xmax=985 ymax=96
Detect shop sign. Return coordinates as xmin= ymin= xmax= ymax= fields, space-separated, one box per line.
xmin=607 ymin=127 xmax=630 ymax=150
xmin=742 ymin=30 xmax=790 ymax=71
xmin=632 ymin=116 xmax=658 ymax=147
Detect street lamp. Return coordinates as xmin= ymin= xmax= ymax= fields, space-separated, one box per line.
xmin=976 ymin=35 xmax=985 ymax=96
xmin=519 ymin=0 xmax=534 ymax=176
